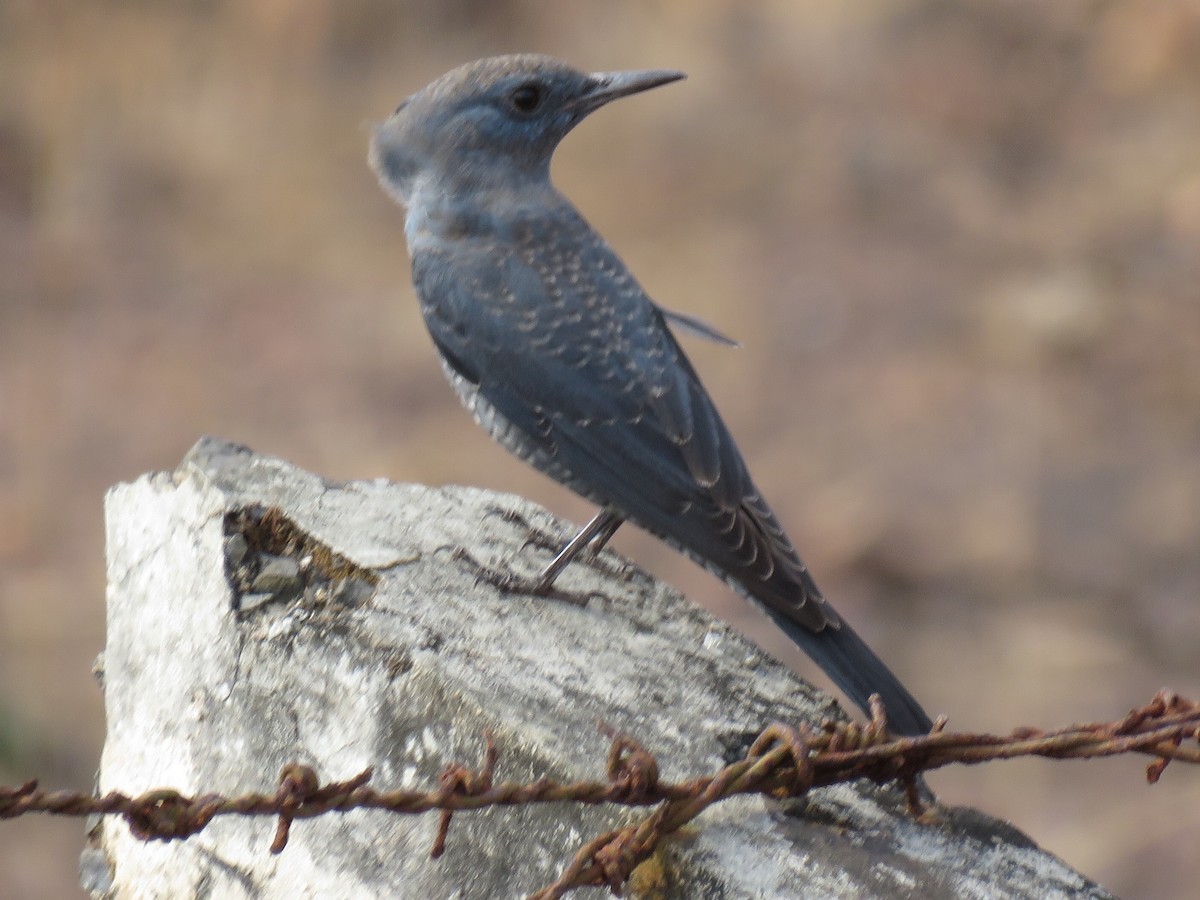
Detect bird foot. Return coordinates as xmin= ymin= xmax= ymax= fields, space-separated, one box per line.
xmin=452 ymin=549 xmax=596 ymax=607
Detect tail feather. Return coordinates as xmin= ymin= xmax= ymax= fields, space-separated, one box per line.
xmin=762 ymin=607 xmax=933 ymax=736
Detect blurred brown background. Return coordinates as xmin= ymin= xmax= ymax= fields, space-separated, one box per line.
xmin=2 ymin=1 xmax=1199 ymax=896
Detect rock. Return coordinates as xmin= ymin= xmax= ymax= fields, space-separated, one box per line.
xmin=85 ymin=436 xmax=1111 ymax=899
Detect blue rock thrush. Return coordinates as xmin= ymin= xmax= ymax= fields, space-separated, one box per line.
xmin=370 ymin=55 xmax=933 ymax=735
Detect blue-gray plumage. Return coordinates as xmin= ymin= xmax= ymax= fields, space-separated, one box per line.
xmin=370 ymin=55 xmax=933 ymax=735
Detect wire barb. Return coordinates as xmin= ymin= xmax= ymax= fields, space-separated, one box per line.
xmin=601 ymin=723 xmax=660 ymax=802
xmin=430 ymin=730 xmax=499 ymax=859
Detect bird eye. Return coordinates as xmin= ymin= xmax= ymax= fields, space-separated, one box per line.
xmin=509 ymin=83 xmax=543 ymax=113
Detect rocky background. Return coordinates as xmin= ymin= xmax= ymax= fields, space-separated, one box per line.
xmin=2 ymin=2 xmax=1198 ymax=897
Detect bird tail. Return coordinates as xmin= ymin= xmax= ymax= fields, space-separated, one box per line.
xmin=761 ymin=606 xmax=933 ymax=736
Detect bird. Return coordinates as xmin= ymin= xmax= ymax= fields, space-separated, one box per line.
xmin=369 ymin=54 xmax=933 ymax=736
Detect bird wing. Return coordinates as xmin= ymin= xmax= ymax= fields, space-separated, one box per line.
xmin=412 ymin=233 xmax=834 ymax=633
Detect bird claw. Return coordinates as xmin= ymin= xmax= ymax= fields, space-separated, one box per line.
xmin=519 ymin=533 xmax=564 ymax=555
xmin=483 ymin=506 xmax=570 ymax=554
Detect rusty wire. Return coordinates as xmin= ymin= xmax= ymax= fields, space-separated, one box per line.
xmin=3 ymin=690 xmax=1198 ymax=898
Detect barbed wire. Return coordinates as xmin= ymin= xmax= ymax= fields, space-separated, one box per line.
xmin=4 ymin=690 xmax=1198 ymax=898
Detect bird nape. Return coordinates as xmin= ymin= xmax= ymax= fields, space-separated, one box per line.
xmin=369 ymin=54 xmax=933 ymax=737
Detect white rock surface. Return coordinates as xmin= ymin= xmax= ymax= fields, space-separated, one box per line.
xmin=83 ymin=437 xmax=1111 ymax=899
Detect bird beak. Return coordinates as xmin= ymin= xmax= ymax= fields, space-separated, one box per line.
xmin=569 ymin=68 xmax=686 ymax=115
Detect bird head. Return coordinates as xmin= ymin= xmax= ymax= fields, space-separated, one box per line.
xmin=370 ymin=54 xmax=684 ymax=205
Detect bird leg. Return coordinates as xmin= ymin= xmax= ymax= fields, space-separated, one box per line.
xmin=531 ymin=509 xmax=624 ymax=593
